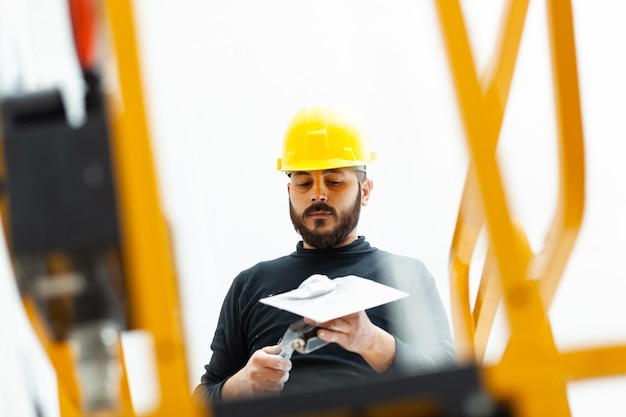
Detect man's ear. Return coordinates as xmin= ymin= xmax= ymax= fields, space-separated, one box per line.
xmin=287 ymin=182 xmax=291 ymax=194
xmin=361 ymin=178 xmax=373 ymax=206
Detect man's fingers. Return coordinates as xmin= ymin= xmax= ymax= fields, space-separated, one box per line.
xmin=319 ymin=313 xmax=359 ymax=330
xmin=322 ymin=319 xmax=348 ymax=333
xmin=257 ymin=345 xmax=291 ymax=372
xmin=303 ymin=317 xmax=319 ymax=326
xmin=263 ymin=380 xmax=286 ymax=393
xmin=270 ymin=356 xmax=291 ymax=372
xmin=318 ymin=328 xmax=345 ymax=344
xmin=266 ymin=367 xmax=289 ymax=382
xmin=261 ymin=370 xmax=289 ymax=392
xmin=263 ymin=344 xmax=282 ymax=355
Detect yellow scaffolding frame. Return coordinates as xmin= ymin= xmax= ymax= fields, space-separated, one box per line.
xmin=0 ymin=0 xmax=207 ymax=416
xmin=101 ymin=1 xmax=206 ymax=416
xmin=438 ymin=0 xmax=626 ymax=416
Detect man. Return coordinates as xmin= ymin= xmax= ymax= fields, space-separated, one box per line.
xmin=194 ymin=105 xmax=456 ymax=403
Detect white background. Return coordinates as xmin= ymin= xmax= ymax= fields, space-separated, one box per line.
xmin=1 ymin=0 xmax=625 ymax=416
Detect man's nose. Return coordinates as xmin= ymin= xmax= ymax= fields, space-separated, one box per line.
xmin=310 ymin=182 xmax=328 ymax=202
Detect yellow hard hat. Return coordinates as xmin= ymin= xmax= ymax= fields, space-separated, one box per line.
xmin=277 ymin=105 xmax=377 ymax=172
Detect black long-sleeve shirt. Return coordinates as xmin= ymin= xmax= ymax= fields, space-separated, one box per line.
xmin=195 ymin=237 xmax=456 ymax=402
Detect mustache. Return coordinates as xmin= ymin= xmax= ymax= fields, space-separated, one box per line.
xmin=303 ymin=202 xmax=337 ymax=217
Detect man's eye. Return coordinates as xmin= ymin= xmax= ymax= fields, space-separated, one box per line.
xmin=327 ymin=180 xmax=342 ymax=186
xmin=296 ymin=182 xmax=311 ymax=188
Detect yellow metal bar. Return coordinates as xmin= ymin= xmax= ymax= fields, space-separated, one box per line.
xmin=22 ymin=299 xmax=82 ymax=416
xmin=485 ymin=345 xmax=626 ymax=394
xmin=482 ymin=0 xmax=530 ymax=109
xmin=449 ymin=172 xmax=484 ymax=361
xmin=23 ymin=298 xmax=136 ymax=417
xmin=443 ymin=0 xmax=531 ymax=360
xmin=558 ymin=346 xmax=626 ymax=380
xmin=436 ymin=0 xmax=617 ymax=415
xmin=436 ymin=0 xmax=583 ymax=415
xmin=101 ymin=1 xmax=206 ymax=416
xmin=473 ymin=220 xmax=532 ymax=362
xmin=445 ymin=0 xmax=585 ymax=377
xmin=484 ymin=344 xmax=626 ymax=408
xmin=0 ymin=287 xmax=141 ymax=417
xmin=471 ymin=247 xmax=500 ymax=361
xmin=443 ymin=0 xmax=544 ymax=342
xmin=528 ymin=0 xmax=586 ymax=306
xmin=443 ymin=0 xmax=493 ymax=362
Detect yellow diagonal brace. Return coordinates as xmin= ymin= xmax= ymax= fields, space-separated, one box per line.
xmin=473 ymin=219 xmax=532 ymax=362
xmin=437 ymin=0 xmax=595 ymax=415
xmin=442 ymin=0 xmax=532 ymax=359
xmin=528 ymin=0 xmax=585 ymax=306
xmin=437 ymin=0 xmax=547 ymax=340
xmin=22 ymin=299 xmax=82 ymax=416
xmin=436 ymin=1 xmax=576 ymax=416
xmin=102 ymin=1 xmax=206 ymax=416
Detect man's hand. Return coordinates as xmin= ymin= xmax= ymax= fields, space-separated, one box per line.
xmin=221 ymin=345 xmax=291 ymax=401
xmin=305 ymin=311 xmax=396 ymax=373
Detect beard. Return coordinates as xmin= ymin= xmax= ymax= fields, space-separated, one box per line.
xmin=289 ymin=189 xmax=362 ymax=249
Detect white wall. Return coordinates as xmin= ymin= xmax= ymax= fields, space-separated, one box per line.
xmin=1 ymin=0 xmax=625 ymax=416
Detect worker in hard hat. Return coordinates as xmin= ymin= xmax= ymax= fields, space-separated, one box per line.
xmin=194 ymin=105 xmax=456 ymax=403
